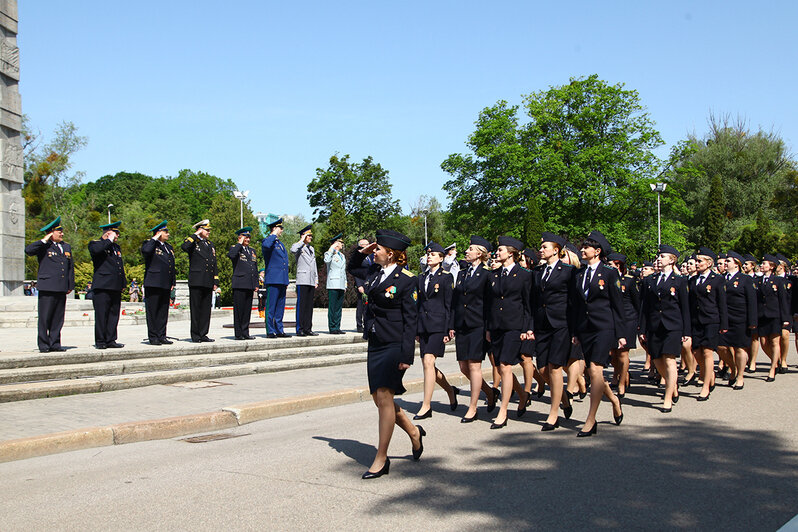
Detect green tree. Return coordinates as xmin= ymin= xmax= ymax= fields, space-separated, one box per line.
xmin=702 ymin=173 xmax=725 ymax=249
xmin=442 ymin=75 xmax=668 ymax=255
xmin=307 ymin=154 xmax=401 ymax=239
xmin=733 ymin=209 xmax=781 ymax=258
xmin=523 ymin=196 xmax=546 ymax=251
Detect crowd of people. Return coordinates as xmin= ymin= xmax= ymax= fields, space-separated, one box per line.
xmin=23 ymin=216 xmax=797 ymax=481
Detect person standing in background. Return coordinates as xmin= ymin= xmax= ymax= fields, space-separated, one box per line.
xmin=262 ymin=218 xmax=290 ymax=338
xmin=228 ymin=227 xmax=258 ymax=340
xmin=24 ymin=216 xmax=75 ymax=353
xmin=88 ymin=221 xmax=126 ymax=350
xmin=291 ymin=224 xmax=319 ymax=336
xmin=324 ymin=233 xmax=347 ymax=334
xmin=141 ymin=220 xmax=176 ymax=346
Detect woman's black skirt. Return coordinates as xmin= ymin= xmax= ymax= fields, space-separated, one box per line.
xmin=691 ymin=322 xmax=719 ymax=350
xmin=367 ymin=339 xmax=408 ymax=395
xmin=455 ymin=327 xmax=487 ymax=361
xmin=757 ymin=316 xmax=781 ymax=337
xmin=535 ymin=327 xmax=571 ymax=367
xmin=490 ymin=329 xmax=522 ymax=366
xmin=577 ymin=329 xmax=614 ymax=367
xmin=647 ymin=326 xmax=682 ymax=359
xmin=720 ymin=320 xmax=752 ymax=348
xmin=419 ymin=331 xmax=446 ymax=357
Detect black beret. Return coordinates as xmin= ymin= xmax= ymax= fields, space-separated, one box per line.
xmin=776 ymin=253 xmax=791 ymax=267
xmin=642 ymin=261 xmax=654 ymax=267
xmin=743 ymin=253 xmax=757 ymax=263
xmin=376 ymin=229 xmax=411 ymax=251
xmin=586 ymin=230 xmax=611 ymax=254
xmin=522 ymin=248 xmax=536 ymax=261
xmin=470 ymin=235 xmax=492 ymax=252
xmin=607 ymin=252 xmax=627 ymax=263
xmin=565 ymin=242 xmax=580 ymax=256
xmin=726 ymin=251 xmax=743 ymax=263
xmin=424 ymin=241 xmax=445 ymax=254
xmin=763 ymin=253 xmax=779 ymax=265
xmin=658 ymin=244 xmax=680 ymax=258
xmin=497 ymin=236 xmax=524 ymax=251
xmin=696 ymin=247 xmax=717 ymax=262
xmin=541 ymin=232 xmax=566 ymax=248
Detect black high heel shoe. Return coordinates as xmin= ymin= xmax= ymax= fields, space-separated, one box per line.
xmin=412 ymin=426 xmax=426 ymax=461
xmin=672 ymin=393 xmax=680 ymax=404
xmin=765 ymin=375 xmax=775 ymax=382
xmin=486 ymin=388 xmax=498 ymax=413
xmin=461 ymin=413 xmax=477 ymax=423
xmin=563 ymin=405 xmax=573 ymax=420
xmin=449 ymin=387 xmax=460 ymax=411
xmin=490 ymin=418 xmax=507 ymax=429
xmin=614 ymin=408 xmax=624 ymax=426
xmin=536 ymin=385 xmax=545 ymax=398
xmin=362 ymin=458 xmax=390 ymax=479
xmin=541 ymin=419 xmax=560 ymax=432
xmin=697 ymin=394 xmax=709 ymax=402
xmin=683 ymin=374 xmax=697 ymax=386
xmin=577 ymin=424 xmax=597 ymax=437
xmin=413 ymin=410 xmax=432 ymax=420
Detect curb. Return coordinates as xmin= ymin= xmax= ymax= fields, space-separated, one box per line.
xmin=0 ymin=369 xmax=495 ymax=464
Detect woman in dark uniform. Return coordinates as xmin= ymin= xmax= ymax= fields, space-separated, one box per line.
xmin=347 ymin=230 xmax=424 ymax=479
xmin=639 ymin=245 xmax=690 ymax=412
xmin=573 ymin=231 xmax=624 ymax=436
xmin=561 ymin=242 xmax=587 ymax=400
xmin=486 ymin=236 xmax=532 ymax=429
xmin=608 ymin=252 xmax=639 ymax=398
xmin=531 ymin=233 xmax=577 ymax=431
xmin=718 ymin=251 xmax=757 ymax=389
xmin=449 ymin=236 xmax=498 ymax=422
xmin=742 ymin=254 xmax=761 ymax=372
xmin=518 ymin=249 xmax=545 ymax=400
xmin=756 ymin=254 xmax=791 ymax=382
xmin=414 ymin=242 xmax=458 ymax=419
xmin=688 ymin=248 xmax=728 ymax=400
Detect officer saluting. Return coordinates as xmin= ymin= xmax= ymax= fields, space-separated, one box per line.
xmin=229 ymin=227 xmax=258 ymax=340
xmin=141 ymin=220 xmax=176 ymax=345
xmin=291 ymin=224 xmax=319 ymax=336
xmin=25 ymin=216 xmax=75 ymax=353
xmin=88 ymin=221 xmax=126 ymax=349
xmin=261 ymin=218 xmax=290 ymax=338
xmin=181 ymin=219 xmax=218 ymax=342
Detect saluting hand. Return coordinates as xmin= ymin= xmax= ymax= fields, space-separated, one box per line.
xmin=360 ymin=242 xmax=377 ymax=255
xmin=42 ymin=232 xmax=53 ymax=242
xmin=238 ymin=235 xmax=246 ymax=244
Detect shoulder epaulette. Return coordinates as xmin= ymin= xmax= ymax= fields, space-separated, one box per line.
xmin=401 ymin=268 xmax=415 ymax=277
xmin=185 ymin=236 xmax=195 ymax=243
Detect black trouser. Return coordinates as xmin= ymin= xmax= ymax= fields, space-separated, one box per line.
xmin=296 ymin=284 xmax=315 ymax=334
xmin=37 ymin=291 xmax=66 ymax=351
xmin=189 ymin=286 xmax=213 ymax=341
xmin=356 ymin=291 xmax=366 ymax=330
xmin=93 ymin=289 xmax=121 ymax=347
xmin=232 ymin=289 xmax=253 ymax=338
xmin=145 ymin=286 xmax=170 ymax=342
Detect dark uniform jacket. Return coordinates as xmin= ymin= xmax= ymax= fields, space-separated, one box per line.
xmin=181 ymin=235 xmax=218 ymax=288
xmin=228 ymin=244 xmax=258 ymax=290
xmin=450 ymin=263 xmax=491 ymax=331
xmin=620 ymin=274 xmax=640 ymax=324
xmin=354 ymin=253 xmax=374 ymax=290
xmin=88 ymin=238 xmax=126 ymax=291
xmin=141 ymin=239 xmax=176 ymax=290
xmin=724 ymin=271 xmax=757 ymax=329
xmin=261 ymin=234 xmax=289 ymax=286
xmin=486 ymin=264 xmax=532 ymax=332
xmin=531 ymin=260 xmax=576 ymax=333
xmin=347 ymin=252 xmax=418 ymax=365
xmin=756 ymin=275 xmax=790 ymax=323
xmin=24 ymin=240 xmax=75 ymax=293
xmin=574 ymin=263 xmax=625 ymax=339
xmin=638 ymin=271 xmax=691 ymax=337
xmin=688 ymin=272 xmax=728 ymax=329
xmin=417 ymin=267 xmax=453 ymax=334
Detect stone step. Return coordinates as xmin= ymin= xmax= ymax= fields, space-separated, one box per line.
xmin=0 ymin=352 xmax=369 ymax=403
xmin=0 ymin=334 xmax=367 ymax=369
xmin=0 ymin=342 xmax=370 ymax=385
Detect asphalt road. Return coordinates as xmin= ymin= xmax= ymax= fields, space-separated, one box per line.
xmin=2 ymin=360 xmax=797 ymax=531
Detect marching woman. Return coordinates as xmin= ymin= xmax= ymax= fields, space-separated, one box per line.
xmin=756 ymin=254 xmax=791 ymax=383
xmin=449 ymin=236 xmax=498 ymax=422
xmin=414 ymin=242 xmax=458 ymax=419
xmin=608 ymin=252 xmax=639 ymax=398
xmin=639 ymin=245 xmax=690 ymax=412
xmin=688 ymin=248 xmax=728 ymax=401
xmin=347 ymin=230 xmax=424 ymax=479
xmin=519 ymin=248 xmax=546 ymax=400
xmin=486 ymin=236 xmax=532 ymax=429
xmin=532 ymin=232 xmax=577 ymax=431
xmin=572 ymin=231 xmax=624 ymax=436
xmin=775 ymin=255 xmax=793 ymax=373
xmin=718 ymin=251 xmax=757 ymax=389
xmin=743 ymin=254 xmax=761 ymax=372
xmin=560 ymin=242 xmax=587 ymax=400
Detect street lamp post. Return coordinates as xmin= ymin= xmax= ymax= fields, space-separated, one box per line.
xmin=423 ymin=211 xmax=428 ymax=247
xmin=650 ymin=183 xmax=667 ymax=245
xmin=107 ymin=204 xmax=113 ymax=224
xmin=233 ymin=190 xmax=250 ymax=228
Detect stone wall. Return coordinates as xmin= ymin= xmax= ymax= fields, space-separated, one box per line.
xmin=0 ymin=0 xmax=22 ymax=296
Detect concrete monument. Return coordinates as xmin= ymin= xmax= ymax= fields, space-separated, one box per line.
xmin=0 ymin=0 xmax=22 ymax=296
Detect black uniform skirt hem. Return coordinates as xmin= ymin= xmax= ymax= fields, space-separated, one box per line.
xmin=419 ymin=332 xmax=446 ymax=357
xmin=720 ymin=322 xmax=752 ymax=348
xmin=520 ymin=338 xmax=535 ymax=356
xmin=577 ymin=329 xmax=614 ymax=367
xmin=490 ymin=329 xmax=522 ymax=366
xmin=757 ymin=316 xmax=781 ymax=337
xmin=535 ymin=327 xmax=571 ymax=367
xmin=455 ymin=327 xmax=487 ymax=361
xmin=622 ymin=322 xmax=638 ymax=349
xmin=367 ymin=339 xmax=407 ymax=395
xmin=691 ymin=322 xmax=719 ymax=350
xmin=647 ymin=327 xmax=682 ymax=359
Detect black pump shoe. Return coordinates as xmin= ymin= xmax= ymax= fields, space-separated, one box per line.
xmin=490 ymin=418 xmax=507 ymax=429
xmin=413 ymin=410 xmax=432 ymax=420
xmin=563 ymin=405 xmax=574 ymax=420
xmin=461 ymin=413 xmax=477 ymax=423
xmin=362 ymin=458 xmax=390 ymax=479
xmin=577 ymin=424 xmax=597 ymax=437
xmin=486 ymin=388 xmax=498 ymax=413
xmin=541 ymin=419 xmax=560 ymax=432
xmin=412 ymin=426 xmax=426 ymax=461
xmin=450 ymin=387 xmax=460 ymax=411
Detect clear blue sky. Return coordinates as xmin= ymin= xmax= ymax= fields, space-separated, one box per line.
xmin=19 ymin=1 xmax=798 ymax=220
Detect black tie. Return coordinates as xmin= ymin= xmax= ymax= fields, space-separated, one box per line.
xmin=657 ymin=273 xmax=665 ymax=286
xmin=542 ymin=266 xmax=552 ymax=285
xmin=583 ymin=267 xmax=592 ymax=294
xmin=467 ymin=266 xmax=475 ymax=278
